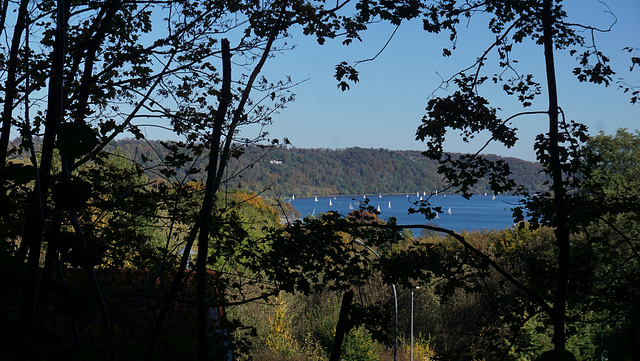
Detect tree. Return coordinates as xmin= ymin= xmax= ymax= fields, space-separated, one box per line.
xmin=0 ymin=1 xmax=431 ymax=359
xmin=262 ymin=207 xmax=404 ymax=360
xmin=570 ymin=129 xmax=640 ymax=360
xmin=375 ymin=0 xmax=626 ymax=356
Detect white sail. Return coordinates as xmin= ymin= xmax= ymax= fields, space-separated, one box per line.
xmin=435 ymin=190 xmax=438 ymax=195
xmin=388 ymin=201 xmax=391 ymax=209
xmin=292 ymin=194 xmax=295 ymax=200
xmin=314 ymin=196 xmax=318 ymax=202
xmin=349 ymin=202 xmax=353 ymax=210
xmin=448 ymin=207 xmax=452 ymax=215
xmin=377 ymin=205 xmax=381 ymax=212
xmin=492 ymin=195 xmax=496 ymax=200
xmin=329 ymin=199 xmax=332 ymax=206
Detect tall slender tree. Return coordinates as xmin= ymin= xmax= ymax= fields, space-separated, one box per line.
xmin=393 ymin=0 xmax=619 ymax=356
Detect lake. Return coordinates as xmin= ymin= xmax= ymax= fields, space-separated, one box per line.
xmin=286 ymin=194 xmax=522 ymax=232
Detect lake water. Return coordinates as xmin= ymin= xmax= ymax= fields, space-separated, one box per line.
xmin=286 ymin=194 xmax=522 ymax=232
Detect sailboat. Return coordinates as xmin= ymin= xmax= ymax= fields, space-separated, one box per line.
xmin=292 ymin=194 xmax=295 ymax=200
xmin=388 ymin=201 xmax=391 ymax=209
xmin=447 ymin=207 xmax=452 ymax=215
xmin=435 ymin=190 xmax=438 ymax=195
xmin=379 ymin=194 xmax=382 ymax=198
xmin=377 ymin=205 xmax=381 ymax=212
xmin=492 ymin=194 xmax=496 ymax=200
xmin=416 ymin=192 xmax=419 ymax=197
xmin=329 ymin=199 xmax=332 ymax=206
xmin=348 ymin=202 xmax=353 ymax=210
xmin=314 ymin=196 xmax=318 ymax=202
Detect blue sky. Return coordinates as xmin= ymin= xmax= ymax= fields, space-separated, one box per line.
xmin=6 ymin=1 xmax=636 ymax=162
xmin=240 ymin=0 xmax=639 ymax=162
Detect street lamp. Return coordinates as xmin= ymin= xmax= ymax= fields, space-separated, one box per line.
xmin=354 ymin=239 xmax=398 ymax=361
xmin=411 ymin=286 xmax=421 ymax=361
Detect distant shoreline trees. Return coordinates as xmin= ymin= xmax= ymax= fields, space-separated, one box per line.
xmin=40 ymin=138 xmax=544 ymax=198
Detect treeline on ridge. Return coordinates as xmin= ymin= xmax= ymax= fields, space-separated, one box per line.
xmin=103 ymin=139 xmax=547 ymax=197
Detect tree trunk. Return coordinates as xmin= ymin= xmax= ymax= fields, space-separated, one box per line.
xmin=17 ymin=1 xmax=68 ymax=359
xmin=196 ymin=38 xmax=232 ymax=361
xmin=20 ymin=0 xmax=67 ymax=314
xmin=0 ymin=0 xmax=28 ymax=169
xmin=329 ymin=290 xmax=354 ymax=361
xmin=542 ymin=0 xmax=570 ymax=351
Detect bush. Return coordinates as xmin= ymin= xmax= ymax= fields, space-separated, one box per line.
xmin=342 ymin=325 xmax=381 ymax=361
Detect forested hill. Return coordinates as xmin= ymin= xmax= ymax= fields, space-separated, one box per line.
xmin=104 ymin=139 xmax=546 ymax=198
xmin=226 ymin=146 xmax=546 ymax=197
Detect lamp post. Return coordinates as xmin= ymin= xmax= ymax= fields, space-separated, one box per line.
xmin=392 ymin=283 xmax=398 ymax=361
xmin=354 ymin=239 xmax=398 ymax=361
xmin=411 ymin=286 xmax=420 ymax=361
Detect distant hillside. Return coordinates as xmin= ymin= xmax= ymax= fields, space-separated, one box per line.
xmin=223 ymin=146 xmax=546 ymax=197
xmin=21 ymin=138 xmax=545 ymax=197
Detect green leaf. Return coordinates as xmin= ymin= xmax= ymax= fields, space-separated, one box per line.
xmin=57 ymin=122 xmax=98 ymax=157
xmin=52 ymin=178 xmax=93 ymax=211
xmin=4 ymin=163 xmax=35 ymax=184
